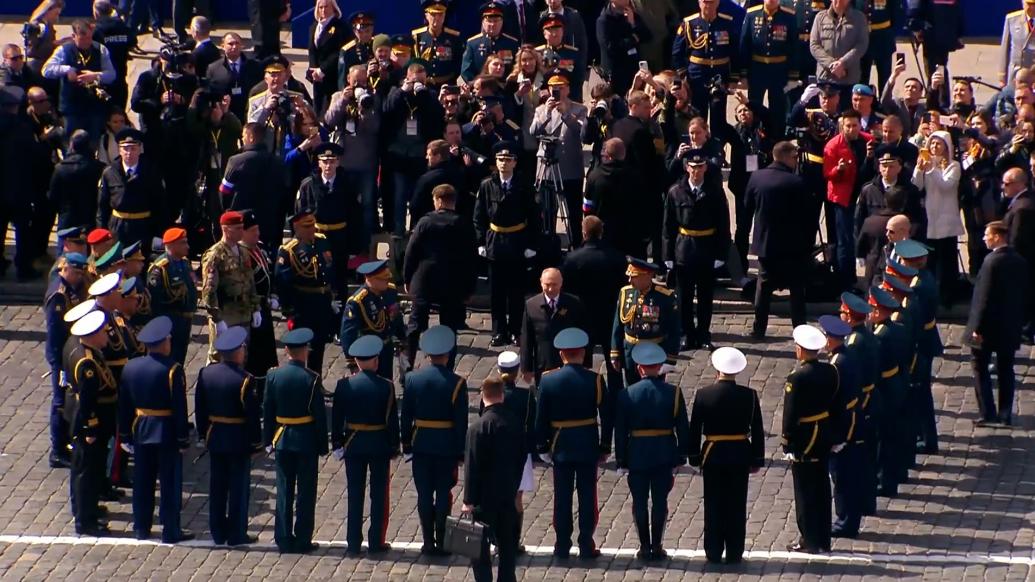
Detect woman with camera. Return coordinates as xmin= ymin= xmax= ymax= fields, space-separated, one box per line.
xmin=912 ymin=131 xmax=964 ymax=308
xmin=504 ymin=46 xmax=544 ymax=183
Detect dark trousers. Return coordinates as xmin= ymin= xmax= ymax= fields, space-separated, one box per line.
xmin=922 ymin=46 xmax=951 ymax=109
xmin=471 ymin=504 xmax=519 ymax=582
xmin=344 ymin=454 xmax=391 ymax=551
xmin=133 ymin=444 xmax=183 ymax=540
xmin=832 ymin=203 xmax=855 ymax=282
xmin=675 ymin=262 xmax=715 ymax=343
xmin=748 ymin=76 xmax=787 ymax=138
xmin=274 ymin=450 xmax=319 ymax=552
xmin=172 ymin=0 xmax=194 ymax=40
xmin=689 ymin=78 xmax=726 ymax=128
xmin=29 ymin=192 xmax=55 ymax=260
xmin=552 ymin=461 xmax=598 ymax=552
xmin=0 ymin=202 xmax=32 ymax=271
xmin=731 ymin=189 xmax=752 ymax=271
xmin=70 ymin=437 xmax=106 ymax=530
xmin=861 ymin=421 xmax=878 ymax=515
xmin=928 ymin=237 xmax=958 ymax=307
xmin=588 ymin=331 xmax=623 ymax=395
xmin=169 ymin=313 xmax=192 ymax=366
xmin=209 ymin=452 xmax=251 ymax=544
xmin=877 ymin=412 xmax=907 ymax=495
xmin=859 ymin=53 xmax=892 ymax=94
xmin=627 ymin=465 xmax=673 ymax=551
xmin=830 ymin=443 xmax=864 ymax=535
xmin=701 ymin=464 xmax=749 ymax=562
xmin=913 ymin=354 xmax=938 ymax=450
xmin=49 ymin=368 xmax=69 ymax=454
xmin=248 ymin=0 xmax=282 ymax=59
xmin=412 ymin=454 xmax=458 ymax=548
xmin=121 ymin=0 xmax=161 ymax=31
xmin=753 ymin=257 xmax=807 ymax=335
xmin=488 ymin=258 xmax=527 ymax=337
xmin=621 ymin=344 xmax=642 ymax=386
xmin=408 ymin=297 xmax=466 ymax=369
xmin=791 ymin=459 xmax=831 ymax=551
xmin=972 ymin=347 xmax=1016 ymax=423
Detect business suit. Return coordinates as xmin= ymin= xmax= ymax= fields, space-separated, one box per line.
xmin=207 ymin=57 xmax=264 ymax=121
xmin=519 ymin=292 xmax=588 ymax=380
xmin=1004 ymin=190 xmax=1035 ymax=337
xmin=192 ymin=39 xmax=222 ymax=81
xmin=308 ymin=17 xmax=350 ymax=114
xmin=503 ymin=0 xmax=544 ymax=46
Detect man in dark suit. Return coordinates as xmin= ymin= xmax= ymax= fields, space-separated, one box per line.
xmin=583 ymin=138 xmax=646 ymax=258
xmin=207 ymin=33 xmax=264 ymax=121
xmin=189 ymin=17 xmax=222 ymax=81
xmin=966 ymin=221 xmax=1029 ymax=426
xmin=503 ymin=0 xmax=543 ymax=45
xmin=219 ymin=122 xmax=289 ymax=249
xmin=609 ymin=92 xmax=666 ymax=258
xmin=410 ymin=140 xmax=469 ymax=225
xmin=520 ymin=267 xmax=588 ymax=382
xmin=1001 ymin=167 xmax=1035 ymax=343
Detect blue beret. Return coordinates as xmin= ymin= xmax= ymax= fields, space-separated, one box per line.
xmin=882 ymin=275 xmax=913 ymax=295
xmin=631 ymin=342 xmax=666 ymax=366
xmin=64 ymin=252 xmax=88 ymax=268
xmin=349 ymin=335 xmax=384 ymax=359
xmin=868 ymin=286 xmax=899 ymax=309
xmin=138 ymin=315 xmax=173 ymax=344
xmin=894 ymin=239 xmax=929 ymax=260
xmin=119 ymin=276 xmax=137 ymax=296
xmin=282 ymin=328 xmax=315 ymax=347
xmin=852 ymin=84 xmax=874 ymax=96
xmin=553 ymin=327 xmax=589 ymax=350
xmin=840 ymin=291 xmax=872 ymax=315
xmin=420 ymin=325 xmax=456 ymax=356
xmin=357 ymin=260 xmax=389 ymax=277
xmin=885 ymin=259 xmax=917 ymax=278
xmin=818 ymin=314 xmax=851 ymax=338
xmin=214 ymin=326 xmax=248 ymax=352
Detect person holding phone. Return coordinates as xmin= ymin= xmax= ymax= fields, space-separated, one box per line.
xmin=912 ymin=131 xmax=964 ymax=308
xmin=823 ymin=110 xmax=873 ymax=289
xmin=597 ymin=0 xmax=653 ymax=96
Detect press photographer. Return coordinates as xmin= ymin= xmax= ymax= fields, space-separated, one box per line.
xmin=187 ymin=88 xmax=242 ymax=249
xmin=246 ymin=56 xmax=309 ymax=156
xmin=582 ymin=82 xmax=627 ymax=168
xmin=42 ymin=18 xmax=116 ymax=142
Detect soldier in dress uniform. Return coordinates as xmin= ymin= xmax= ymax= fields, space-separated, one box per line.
xmin=412 ymin=0 xmax=463 ymax=87
xmin=338 ymin=11 xmax=375 ymax=89
xmin=263 ymin=327 xmax=329 ymax=554
xmin=51 ymin=227 xmax=89 ymax=280
xmin=120 ymin=242 xmax=152 ymax=327
xmin=118 ymin=316 xmax=194 ymax=543
xmin=97 ymin=128 xmax=167 ymax=249
xmin=879 ymin=267 xmax=921 ymax=476
xmin=999 ymin=2 xmax=1035 ymax=87
xmin=295 ymin=142 xmax=358 ymax=296
xmin=488 ymin=351 xmax=536 ymax=554
xmin=535 ymin=327 xmax=611 ymax=560
xmin=687 ymin=346 xmax=765 ymax=564
xmin=117 ymin=277 xmax=145 ymax=333
xmin=790 ymin=0 xmax=827 ymax=102
xmin=867 ymin=285 xmax=910 ymax=498
xmin=615 ymin=342 xmax=692 ymax=561
xmin=240 ymin=210 xmax=278 ymax=399
xmin=341 ymin=260 xmax=406 ymax=380
xmin=85 ymin=228 xmax=115 ymax=283
xmin=739 ymin=0 xmax=798 ymax=136
xmin=201 ymin=211 xmax=261 ymax=363
xmin=401 ymin=326 xmax=469 ymax=556
xmin=195 ymin=326 xmax=262 ymax=546
xmin=93 ymin=241 xmax=123 ymax=277
xmin=275 ymin=210 xmax=335 ymax=377
xmin=461 ymin=3 xmax=520 ymax=83
xmin=662 ymin=150 xmax=730 ymax=351
xmin=858 ymin=0 xmax=900 ymax=89
xmin=609 ymin=258 xmax=681 ymax=385
xmin=45 ymin=252 xmax=87 ymax=468
xmin=672 ymin=0 xmax=740 ymax=122
xmin=782 ymin=324 xmax=838 ymax=554
xmin=147 ymin=228 xmax=198 ymax=366
xmin=331 ymin=335 xmax=400 ymax=555
xmin=536 ymin=14 xmax=583 ymax=101
xmin=838 ymin=292 xmax=881 ymax=516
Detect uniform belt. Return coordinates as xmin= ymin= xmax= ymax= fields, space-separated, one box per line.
xmin=347 ymin=423 xmax=387 ymax=431
xmin=869 ymin=20 xmax=891 ymax=30
xmin=551 ymin=418 xmax=597 ymax=429
xmin=294 ymin=284 xmax=330 ymax=294
xmin=489 ymin=222 xmax=526 ymax=233
xmin=924 ymin=319 xmax=936 ymax=330
xmin=798 ymin=411 xmax=829 ymax=423
xmin=845 ymin=397 xmax=859 ymax=410
xmin=414 ymin=419 xmax=454 ymax=429
xmin=209 ymin=415 xmax=246 ymax=424
xmin=276 ymin=415 xmax=314 ymax=425
xmin=106 ymin=358 xmax=129 ymax=366
xmin=881 ymin=366 xmax=899 ymax=378
xmin=631 ymin=428 xmax=673 ymax=437
xmin=136 ymin=408 xmax=172 ymax=417
xmin=689 ymin=56 xmax=730 ymax=66
xmin=752 ymin=55 xmax=787 ymax=64
xmin=678 ymin=226 xmax=716 ymax=237
xmin=804 ymin=152 xmax=824 ymax=164
xmin=112 ymin=210 xmax=151 ymax=220
xmin=624 ymin=333 xmax=662 ymax=345
xmin=316 ymin=221 xmax=346 ymax=232
xmin=704 ymin=434 xmax=749 ymax=442
xmin=97 ymin=396 xmax=118 ymax=404
xmin=798 ymin=33 xmax=810 ymax=40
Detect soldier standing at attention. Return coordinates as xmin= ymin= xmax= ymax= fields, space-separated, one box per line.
xmin=615 ymin=342 xmax=692 ymax=561
xmin=45 ymin=252 xmax=87 ymax=468
xmin=331 ymin=335 xmax=400 ymax=555
xmin=488 ymin=351 xmax=536 ymax=555
xmin=839 ymin=292 xmax=880 ymax=516
xmin=782 ymin=325 xmax=839 ymax=554
xmin=687 ymin=346 xmax=764 ymax=564
xmin=146 ymin=227 xmax=197 ymax=366
xmin=461 ymin=2 xmax=519 ymax=83
xmin=341 ymin=260 xmax=406 ymax=380
xmin=535 ymin=327 xmax=612 ymax=560
xmin=295 ymin=142 xmax=358 ymax=296
xmin=240 ymin=210 xmax=279 ymax=397
xmin=401 ymin=326 xmax=469 ymax=556
xmin=868 ymin=285 xmax=910 ymax=497
xmin=739 ymin=0 xmax=798 ymax=137
xmin=195 ymin=326 xmax=262 ymax=546
xmin=118 ymin=316 xmax=194 ymax=543
xmin=263 ymin=328 xmax=329 ymax=554
xmin=610 ymin=258 xmax=681 ymax=385
xmin=412 ymin=0 xmax=463 ymax=88
xmin=201 ymin=211 xmax=261 ymax=363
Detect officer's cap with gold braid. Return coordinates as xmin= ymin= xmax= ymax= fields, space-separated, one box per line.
xmin=546 ymin=69 xmax=570 ymax=86
xmin=540 ymin=13 xmax=564 ymax=30
xmin=480 ymin=2 xmax=505 ymax=18
xmin=348 ymin=10 xmax=375 ymax=27
xmin=421 ymin=0 xmax=447 ymax=14
xmin=625 ymin=257 xmax=660 ymax=277
xmin=357 ymin=259 xmax=392 ymax=280
xmin=290 ymin=209 xmax=316 ymax=228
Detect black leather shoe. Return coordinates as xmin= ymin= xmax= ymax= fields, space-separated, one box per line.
xmin=345 ymin=546 xmax=363 ymax=556
xmin=786 ymin=542 xmax=821 ymax=553
xmin=227 ymin=535 xmax=258 ymax=546
xmin=830 ymin=529 xmax=857 ymax=539
xmin=49 ymin=453 xmax=72 ymax=469
xmin=636 ymin=548 xmax=651 ymax=560
xmin=679 ymin=337 xmax=698 ymax=351
xmin=552 ymin=546 xmax=571 ymax=559
xmin=651 ymin=548 xmax=668 ymax=560
xmin=699 ymin=340 xmax=716 ymax=352
xmin=77 ymin=524 xmax=111 ymax=537
xmin=515 ymin=544 xmax=526 ymax=555
xmin=368 ymin=543 xmax=391 ymax=554
xmin=163 ymin=530 xmax=196 ymax=543
xmin=135 ymin=530 xmax=152 ymax=540
xmin=100 ymin=488 xmax=123 ymax=502
xmin=749 ymin=329 xmax=765 ymax=340
xmin=579 ymin=547 xmax=601 ymax=560
xmin=974 ymin=418 xmax=998 ymax=428
xmin=489 ymin=334 xmax=508 ymax=347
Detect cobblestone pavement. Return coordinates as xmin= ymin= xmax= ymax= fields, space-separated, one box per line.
xmin=0 ymin=305 xmax=1033 ymax=581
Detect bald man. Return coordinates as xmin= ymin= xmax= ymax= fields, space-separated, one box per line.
xmin=519 ymin=268 xmax=588 ymax=383
xmin=857 ymin=190 xmax=910 ymax=287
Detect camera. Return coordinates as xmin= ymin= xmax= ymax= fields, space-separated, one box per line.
xmin=459 ymin=145 xmax=487 ymax=165
xmin=706 ymin=75 xmax=729 ymax=98
xmin=537 ymin=136 xmax=559 ymax=164
xmin=274 ymin=92 xmax=294 ymax=119
xmin=353 ymin=87 xmax=374 ymax=110
xmin=592 ymin=99 xmax=609 ymax=119
xmin=21 ymin=21 xmax=43 ymax=48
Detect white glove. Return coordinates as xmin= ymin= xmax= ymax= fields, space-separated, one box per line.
xmin=194 ymin=439 xmax=205 ymax=449
xmin=120 ymin=442 xmax=134 ymax=454
xmin=215 ymin=320 xmax=228 ymax=335
xmin=333 ymin=448 xmax=345 ymax=461
xmin=782 ymin=452 xmax=797 ymax=462
xmin=403 ymin=453 xmax=413 ymax=462
xmin=477 ymin=246 xmax=487 ymax=257
xmin=856 ymin=258 xmax=865 ymax=270
xmin=331 ymin=300 xmax=342 ymax=315
xmin=269 ymin=296 xmax=281 ymax=311
xmin=151 ymin=237 xmax=164 ymax=252
xmin=800 ymin=83 xmax=821 ymax=104
xmin=713 ymin=260 xmax=725 ymax=269
xmin=660 ymin=363 xmax=676 ymax=375
xmin=540 ymin=453 xmax=552 ymax=465
xmin=617 ymin=468 xmax=629 ymax=477
xmin=831 ymin=443 xmax=846 ymax=453
xmin=265 ymin=445 xmax=273 ymax=455
xmin=523 ymin=248 xmax=537 ymax=259
xmin=251 ymin=311 xmax=262 ymax=328
xmin=664 ymin=260 xmax=674 ymax=270
xmin=783 ymin=80 xmax=801 ymax=93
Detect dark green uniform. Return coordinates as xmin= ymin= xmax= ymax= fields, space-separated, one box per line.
xmin=610 ymin=284 xmax=681 ymax=384
xmin=461 ymin=32 xmax=519 ymax=82
xmin=412 ymin=25 xmax=463 ymax=86
xmin=338 ymin=38 xmax=373 ymax=89
xmin=910 ymin=270 xmax=943 ymax=452
xmin=873 ymin=318 xmax=909 ymax=497
xmin=536 ymin=42 xmax=583 ymax=100
xmin=275 ymin=236 xmax=335 ymax=376
xmin=340 ymin=284 xmax=406 ymax=380
xmin=146 ymin=253 xmax=198 ymax=365
xmin=844 ymin=324 xmax=880 ymax=515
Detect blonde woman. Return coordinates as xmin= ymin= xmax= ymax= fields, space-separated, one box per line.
xmin=307 ymin=0 xmax=348 ymax=114
xmin=26 ymin=0 xmax=63 ymax=72
xmin=504 ymin=46 xmax=544 ymax=166
xmin=912 ymin=130 xmax=964 ymax=306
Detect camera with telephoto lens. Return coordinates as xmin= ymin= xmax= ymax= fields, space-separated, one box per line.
xmin=460 ymin=145 xmax=487 ymax=165
xmin=274 ymin=92 xmax=294 ymax=119
xmin=20 ymin=21 xmax=43 ymax=48
xmin=353 ymin=87 xmax=374 ymax=110
xmin=706 ymin=74 xmax=729 ymax=98
xmin=592 ymin=99 xmax=609 ymax=119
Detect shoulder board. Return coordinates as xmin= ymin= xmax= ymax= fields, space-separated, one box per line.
xmin=501 ymin=33 xmax=518 ymax=42
xmin=412 ymin=26 xmax=428 ymax=35
xmin=468 ymin=33 xmax=484 ymax=41
xmin=1007 ymin=9 xmax=1024 ymax=18
xmin=805 ymin=108 xmax=822 ymax=114
xmin=542 ymin=368 xmax=558 ymax=377
xmin=563 ymin=44 xmax=579 ymax=51
xmin=153 ymin=257 xmax=169 ymax=268
xmin=342 ymin=39 xmax=356 ymax=50
xmin=891 ymin=312 xmax=901 ymax=322
xmin=910 ymin=275 xmax=920 ymax=287
xmin=684 ymin=13 xmax=699 ymax=22
xmin=282 ymin=239 xmax=299 ymax=251
xmin=249 ymin=90 xmax=267 ymax=102
xmin=654 ymin=285 xmax=674 ymax=296
xmin=445 ymin=27 xmax=460 ymax=36
xmin=535 ymin=44 xmax=547 ymax=51
xmin=847 ymin=332 xmax=858 ymax=346
xmin=621 ymin=284 xmax=633 ymax=293
xmin=351 ymin=287 xmax=368 ymax=301
xmin=387 ymin=282 xmax=397 ymax=290
xmin=505 ymin=119 xmax=520 ymax=130
xmin=831 ymin=353 xmax=841 ymax=365
xmin=717 ymin=12 xmax=733 ymax=20
xmin=314 ymin=232 xmax=327 ymax=239
xmin=780 ymin=6 xmax=795 ymax=14
xmin=746 ymin=5 xmax=763 ymax=12
xmin=875 ymin=323 xmax=886 ymax=334
xmin=902 ymin=297 xmax=911 ymax=308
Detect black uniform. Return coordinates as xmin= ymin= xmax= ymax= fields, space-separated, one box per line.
xmin=97 ymin=158 xmax=168 ymax=250
xmin=295 ymin=174 xmax=359 ymax=295
xmin=872 ymin=316 xmax=910 ymax=496
xmin=338 ymin=38 xmax=373 ymax=89
xmin=93 ymin=14 xmax=135 ymax=109
xmin=249 ymin=0 xmax=286 ymax=59
xmin=48 ymin=151 xmax=105 ymax=237
xmin=242 ymin=241 xmax=278 ymax=392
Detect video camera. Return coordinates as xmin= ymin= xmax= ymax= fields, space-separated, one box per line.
xmin=20 ymin=21 xmax=43 ymax=50
xmin=537 ymin=135 xmax=560 ymax=164
xmin=706 ymin=74 xmax=729 ymax=99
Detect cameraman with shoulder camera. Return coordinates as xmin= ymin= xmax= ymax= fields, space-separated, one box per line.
xmin=42 ymin=19 xmax=116 ymax=143
xmin=187 ymin=88 xmax=242 ymax=245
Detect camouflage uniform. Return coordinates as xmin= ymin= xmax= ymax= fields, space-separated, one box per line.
xmin=200 ymin=240 xmax=261 ymax=362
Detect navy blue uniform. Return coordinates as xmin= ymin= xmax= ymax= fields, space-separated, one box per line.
xmin=45 ymin=276 xmax=83 ymax=456
xmin=536 ymin=43 xmax=583 ymax=101
xmin=610 ymin=283 xmax=681 ymax=384
xmin=461 ymin=32 xmax=520 ymax=82
xmin=910 ymin=269 xmax=942 ymax=452
xmin=146 ymin=253 xmax=198 ymax=365
xmin=275 ymin=236 xmax=335 ymax=376
xmin=118 ymin=353 xmax=190 ymax=541
xmin=331 ymin=370 xmax=400 ymax=552
xmin=873 ymin=318 xmax=909 ymax=497
xmin=844 ymin=324 xmax=881 ymax=514
xmin=535 ymin=364 xmax=612 ymax=556
xmin=295 ymin=175 xmax=359 ymax=295
xmin=401 ymin=364 xmax=469 ymax=550
xmin=828 ymin=344 xmax=866 ymax=537
xmin=195 ymin=361 xmax=262 ymax=545
xmin=413 ymin=26 xmax=464 ymax=86
xmin=672 ymin=10 xmax=740 ymax=122
xmin=739 ymin=4 xmax=798 ymax=135
xmin=340 ymin=284 xmax=406 ymax=380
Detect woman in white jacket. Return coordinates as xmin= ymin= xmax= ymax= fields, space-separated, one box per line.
xmin=912 ymin=130 xmax=964 ymax=307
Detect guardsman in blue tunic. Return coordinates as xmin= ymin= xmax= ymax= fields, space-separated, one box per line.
xmin=536 ymin=14 xmax=583 ymax=101
xmin=341 ymin=260 xmax=406 ymax=380
xmin=838 ymin=292 xmax=880 ymax=515
xmin=45 ymin=252 xmax=87 ymax=468
xmin=610 ymin=258 xmax=681 ymax=385
xmin=401 ymin=326 xmax=469 ymax=555
xmin=263 ymin=328 xmax=329 ymax=554
xmin=488 ymin=351 xmax=536 ymax=554
xmin=819 ymin=315 xmax=866 ymax=539
xmin=461 ymin=3 xmax=520 ymax=83
xmin=195 ymin=326 xmax=262 ymax=546
xmin=118 ymin=316 xmax=194 ymax=543
xmin=615 ymin=342 xmax=691 ymax=561
xmin=687 ymin=346 xmax=764 ymax=564
xmin=338 ymin=11 xmax=375 ymax=89
xmin=331 ymin=335 xmax=400 ymax=555
xmin=739 ymin=0 xmax=798 ymax=136
xmin=295 ymin=143 xmax=359 ymax=296
xmin=275 ymin=211 xmax=335 ymax=377
xmin=146 ymin=227 xmax=198 ymax=366
xmin=672 ymin=0 xmax=741 ymax=122
xmin=412 ymin=0 xmax=463 ymax=87
xmin=868 ymin=285 xmax=910 ymax=498
xmin=856 ymin=0 xmax=899 ymax=89
xmin=535 ymin=328 xmax=612 ymax=560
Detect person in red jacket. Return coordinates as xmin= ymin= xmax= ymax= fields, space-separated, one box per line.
xmin=823 ymin=109 xmax=873 ymax=288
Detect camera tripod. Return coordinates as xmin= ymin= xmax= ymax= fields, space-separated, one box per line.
xmin=535 ymin=156 xmax=573 ymax=251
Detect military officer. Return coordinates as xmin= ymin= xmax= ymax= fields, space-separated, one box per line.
xmin=45 ymin=252 xmax=87 ymax=468
xmin=999 ymin=1 xmax=1035 ymax=86
xmin=536 ymin=14 xmax=583 ymax=101
xmin=489 ymin=351 xmax=536 ymax=554
xmin=331 ymin=335 xmax=400 ymax=555
xmin=240 ymin=210 xmax=279 ymax=398
xmin=858 ymin=0 xmax=900 ymax=89
xmin=610 ymin=258 xmax=681 ymax=385
xmin=672 ymin=0 xmax=741 ymax=122
xmin=195 ymin=326 xmax=262 ymax=546
xmin=412 ymin=0 xmax=463 ymax=87
xmin=687 ymin=346 xmax=765 ymax=564
xmin=461 ymin=2 xmax=520 ymax=83
xmin=838 ymin=292 xmax=880 ymax=515
xmin=117 ymin=317 xmax=194 ymax=542
xmin=147 ymin=228 xmax=198 ymax=366
xmin=201 ymin=211 xmax=261 ymax=363
xmin=86 ymin=228 xmax=116 ymax=281
xmin=401 ymin=326 xmax=469 ymax=556
xmin=340 ymin=260 xmax=406 ymax=379
xmin=94 ymin=241 xmax=123 ymax=277
xmin=295 ymin=142 xmax=358 ymax=296
xmin=50 ymin=227 xmax=89 ymax=281
xmin=791 ymin=0 xmax=828 ymax=101
xmin=868 ymin=285 xmax=910 ymax=498
xmin=535 ymin=327 xmax=611 ymax=560
xmin=117 ymin=277 xmax=145 ymax=334
xmin=120 ymin=241 xmax=152 ymax=327
xmin=880 ymin=268 xmax=921 ymax=475
xmin=263 ymin=328 xmax=329 ymax=554
xmin=275 ymin=211 xmax=335 ymax=377
xmin=338 ymin=11 xmax=375 ymax=89
xmin=782 ymin=324 xmax=838 ymax=554
xmin=739 ymin=0 xmax=798 ymax=136
xmin=615 ymin=342 xmax=692 ymax=561
xmin=65 ymin=310 xmax=116 ymax=536
xmin=97 ymin=128 xmax=167 ymax=250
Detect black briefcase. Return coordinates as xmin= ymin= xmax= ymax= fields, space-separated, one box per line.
xmin=443 ymin=514 xmax=487 ymax=559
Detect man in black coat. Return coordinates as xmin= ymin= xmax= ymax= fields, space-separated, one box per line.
xmin=48 ymin=130 xmax=106 ymax=235
xmin=410 ymin=140 xmax=469 ymax=226
xmin=596 ymin=0 xmax=652 ymax=95
xmin=92 ymin=1 xmax=135 ymax=110
xmin=207 ymin=33 xmax=264 ymax=122
xmin=856 ymin=188 xmax=906 ymax=288
xmin=519 ymin=267 xmax=588 ymax=382
xmin=0 ymin=86 xmax=37 ymax=278
xmin=1001 ymin=168 xmax=1035 ymax=343
xmin=609 ymin=92 xmax=666 ymax=259
xmin=746 ymin=141 xmax=811 ymax=338
xmin=583 ymin=137 xmax=645 ymax=258
xmin=854 ymin=149 xmax=925 ymax=244
xmin=966 ymin=220 xmax=1030 ymax=426
xmin=189 ymin=17 xmax=222 ymax=82
xmin=219 ymin=122 xmax=289 ymax=249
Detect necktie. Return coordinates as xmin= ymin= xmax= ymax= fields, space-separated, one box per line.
xmin=517 ymin=0 xmax=526 ymax=39
xmin=126 ymin=167 xmax=134 ymax=178
xmin=547 ymin=299 xmax=555 ymax=315
xmin=230 ymin=62 xmax=239 ymax=77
